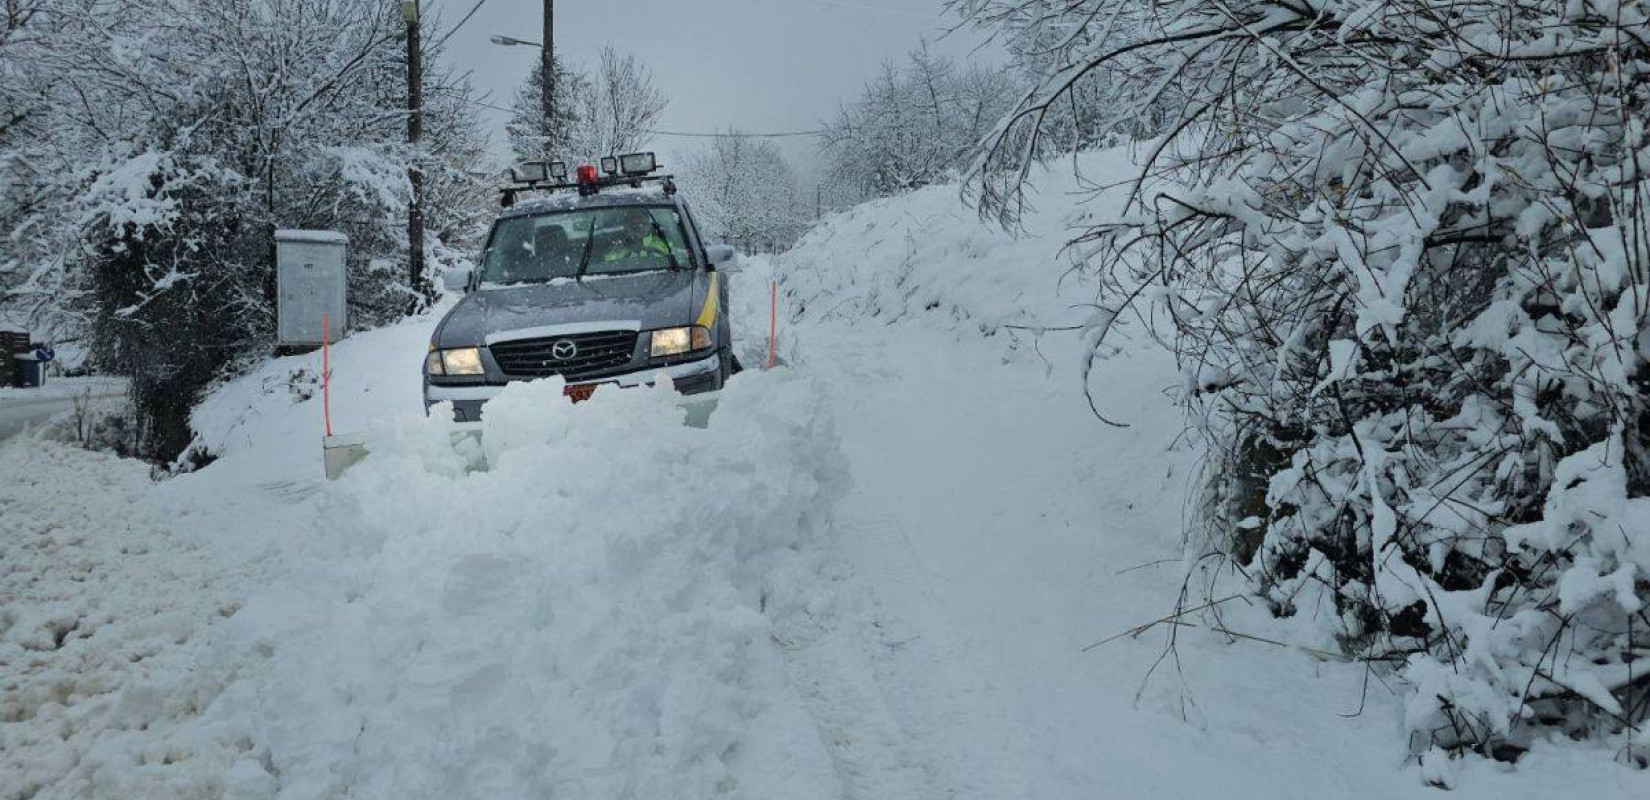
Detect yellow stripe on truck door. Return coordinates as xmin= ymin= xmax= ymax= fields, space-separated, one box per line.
xmin=695 ymin=272 xmax=720 ymax=328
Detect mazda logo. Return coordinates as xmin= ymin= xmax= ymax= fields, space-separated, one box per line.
xmin=551 ymin=340 xmax=579 ymax=360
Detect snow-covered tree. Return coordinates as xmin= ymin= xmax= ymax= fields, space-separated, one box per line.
xmin=681 ymin=133 xmax=808 ymax=254
xmin=0 ymin=0 xmax=489 ymax=462
xmin=963 ymin=0 xmax=1650 ymax=765
xmin=821 ymin=43 xmax=1019 ymax=202
xmin=979 ymin=4 xmax=1175 ymax=149
xmin=505 ymin=52 xmax=591 ymax=163
xmin=577 ymin=47 xmax=667 ymax=159
xmin=506 ymin=46 xmax=666 ymax=165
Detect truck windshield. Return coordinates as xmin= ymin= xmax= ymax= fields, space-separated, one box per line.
xmin=478 ymin=206 xmax=694 ymax=285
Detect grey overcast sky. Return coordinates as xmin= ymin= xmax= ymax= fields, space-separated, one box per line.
xmin=433 ymin=0 xmax=1000 ymax=167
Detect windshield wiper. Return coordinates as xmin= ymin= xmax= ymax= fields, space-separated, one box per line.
xmin=646 ymin=216 xmax=682 ymax=271
xmin=574 ymin=214 xmax=599 ymax=281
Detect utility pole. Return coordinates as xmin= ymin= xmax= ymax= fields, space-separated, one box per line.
xmin=403 ymin=1 xmax=428 ymax=305
xmin=541 ymin=0 xmax=555 ymax=157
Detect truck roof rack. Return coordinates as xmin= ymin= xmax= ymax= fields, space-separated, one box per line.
xmin=499 ymin=153 xmax=676 ymax=208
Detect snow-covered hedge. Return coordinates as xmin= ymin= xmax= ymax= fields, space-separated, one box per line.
xmin=965 ymin=0 xmax=1650 ymax=764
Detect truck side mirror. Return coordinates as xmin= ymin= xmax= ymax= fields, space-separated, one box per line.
xmin=441 ymin=266 xmax=474 ymax=293
xmin=706 ymin=245 xmax=736 ymax=268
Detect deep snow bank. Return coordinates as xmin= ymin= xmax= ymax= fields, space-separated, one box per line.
xmin=6 ymin=298 xmax=847 ymax=799
xmin=189 ymin=302 xmax=442 ymax=481
xmin=782 ymin=149 xmax=1133 ymax=334
xmin=191 ymin=373 xmax=846 ymax=800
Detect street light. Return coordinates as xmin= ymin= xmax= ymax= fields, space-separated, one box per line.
xmin=490 ymin=0 xmax=554 ymax=161
xmin=489 ymin=34 xmax=543 ymax=48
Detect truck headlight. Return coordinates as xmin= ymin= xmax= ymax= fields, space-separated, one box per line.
xmin=649 ymin=326 xmax=713 ymax=358
xmin=427 ymin=347 xmax=485 ymax=376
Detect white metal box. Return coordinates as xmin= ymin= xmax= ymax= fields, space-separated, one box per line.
xmin=276 ymin=230 xmax=348 ymax=346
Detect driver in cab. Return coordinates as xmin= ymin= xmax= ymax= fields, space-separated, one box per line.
xmin=598 ymin=212 xmax=675 ymax=269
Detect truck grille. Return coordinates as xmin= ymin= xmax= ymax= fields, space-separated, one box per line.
xmin=490 ymin=330 xmax=639 ymax=380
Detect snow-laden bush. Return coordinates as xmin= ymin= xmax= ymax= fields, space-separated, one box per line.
xmin=964 ymin=0 xmax=1650 ymax=762
xmin=1 ymin=0 xmax=491 ymax=461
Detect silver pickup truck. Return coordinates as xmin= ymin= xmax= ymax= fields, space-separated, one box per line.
xmin=424 ymin=157 xmax=736 ymax=421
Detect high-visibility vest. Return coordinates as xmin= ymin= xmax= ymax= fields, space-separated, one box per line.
xmin=604 ymin=232 xmax=669 ymax=261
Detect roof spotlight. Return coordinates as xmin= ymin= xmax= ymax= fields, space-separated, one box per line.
xmin=510 ymin=161 xmax=548 ymax=184
xmin=600 ymin=156 xmax=618 ymax=175
xmin=618 ymin=152 xmax=658 ymax=176
xmin=547 ymin=161 xmax=569 ymax=182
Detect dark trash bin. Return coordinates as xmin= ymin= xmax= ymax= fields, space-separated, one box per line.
xmin=13 ymin=354 xmax=43 ymax=388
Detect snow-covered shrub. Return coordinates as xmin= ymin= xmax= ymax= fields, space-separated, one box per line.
xmin=962 ymin=1 xmax=1177 ymax=149
xmin=1 ymin=0 xmax=491 ymax=461
xmin=41 ymin=390 xmax=142 ymax=459
xmin=964 ymin=0 xmax=1650 ymax=762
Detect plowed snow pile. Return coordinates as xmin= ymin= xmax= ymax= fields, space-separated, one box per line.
xmin=208 ymin=377 xmax=844 ymax=800
xmin=4 ymin=357 xmax=845 ymax=799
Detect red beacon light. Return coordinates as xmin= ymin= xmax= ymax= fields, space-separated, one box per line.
xmin=574 ymin=164 xmax=602 ymax=196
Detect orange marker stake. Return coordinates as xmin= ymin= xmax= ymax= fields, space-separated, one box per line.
xmin=321 ymin=314 xmax=333 ymax=438
xmin=768 ymin=280 xmax=778 ymax=371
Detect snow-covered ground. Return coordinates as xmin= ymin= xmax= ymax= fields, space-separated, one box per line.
xmin=4 ymin=149 xmax=1647 ymax=799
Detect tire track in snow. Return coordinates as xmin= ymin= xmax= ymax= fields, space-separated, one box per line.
xmin=775 ymin=512 xmax=1044 ymax=800
xmin=774 ymin=517 xmax=952 ymax=800
xmin=776 ymin=330 xmax=1059 ymax=800
xmin=778 ymin=628 xmax=947 ymax=800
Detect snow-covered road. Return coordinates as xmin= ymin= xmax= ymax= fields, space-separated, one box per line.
xmin=0 ymin=396 xmax=77 ymax=440
xmin=0 ymin=388 xmax=124 ymax=441
xmin=5 ymin=150 xmax=1648 ymax=797
xmin=6 ymin=317 xmax=1642 ymax=799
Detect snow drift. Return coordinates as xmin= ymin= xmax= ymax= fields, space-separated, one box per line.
xmin=782 ymin=149 xmax=1133 ymax=334
xmin=192 ymin=375 xmax=846 ymax=800
xmin=8 ymin=314 xmax=847 ymax=799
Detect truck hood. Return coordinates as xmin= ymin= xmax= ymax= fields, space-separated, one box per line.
xmin=434 ymin=270 xmax=703 ymax=347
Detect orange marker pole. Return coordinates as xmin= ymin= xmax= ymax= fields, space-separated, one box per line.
xmin=768 ymin=280 xmax=778 ymax=371
xmin=321 ymin=314 xmax=333 ymax=438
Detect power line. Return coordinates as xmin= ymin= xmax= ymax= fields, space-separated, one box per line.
xmin=435 ymin=0 xmax=490 ymax=48
xmin=645 ymin=128 xmax=826 ymax=139
xmin=462 ymin=96 xmax=827 ymax=139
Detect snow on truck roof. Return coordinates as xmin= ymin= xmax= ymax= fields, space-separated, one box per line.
xmin=498 ymin=186 xmax=683 ymax=220
xmin=497 ymin=153 xmax=681 ymax=220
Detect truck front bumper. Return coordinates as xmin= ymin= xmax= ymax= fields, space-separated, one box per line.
xmin=424 ymin=352 xmax=723 ymax=422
